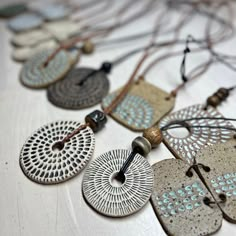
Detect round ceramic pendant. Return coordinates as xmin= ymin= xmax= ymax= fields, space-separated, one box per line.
xmin=38 ymin=4 xmax=70 ymax=21
xmin=8 ymin=13 xmax=43 ymax=32
xmin=11 ymin=29 xmax=52 ymax=47
xmin=47 ymin=68 xmax=109 ymax=109
xmin=0 ymin=3 xmax=26 ymax=18
xmin=82 ymin=149 xmax=153 ymax=217
xmin=20 ymin=48 xmax=79 ymax=88
xmin=159 ymin=104 xmax=235 ymax=165
xmin=12 ymin=40 xmax=58 ymax=62
xmin=102 ymin=80 xmax=175 ymax=131
xmin=20 ymin=121 xmax=95 ymax=184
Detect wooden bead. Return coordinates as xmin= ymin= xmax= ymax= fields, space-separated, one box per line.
xmin=207 ymin=95 xmax=220 ymax=107
xmin=82 ymin=40 xmax=94 ymax=54
xmin=143 ymin=127 xmax=163 ymax=148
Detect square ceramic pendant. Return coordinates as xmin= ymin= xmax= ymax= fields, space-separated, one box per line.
xmin=43 ymin=20 xmax=80 ymax=41
xmin=102 ymin=80 xmax=175 ymax=131
xmin=159 ymin=104 xmax=235 ymax=165
xmin=151 ymin=159 xmax=222 ymax=236
xmin=195 ymin=139 xmax=236 ymax=223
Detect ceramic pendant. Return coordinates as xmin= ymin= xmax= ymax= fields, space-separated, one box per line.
xmin=47 ymin=68 xmax=109 ymax=109
xmin=8 ymin=13 xmax=43 ymax=32
xmin=20 ymin=48 xmax=79 ymax=88
xmin=11 ymin=29 xmax=52 ymax=47
xmin=12 ymin=40 xmax=58 ymax=62
xmin=38 ymin=4 xmax=71 ymax=21
xmin=43 ymin=20 xmax=80 ymax=41
xmin=20 ymin=121 xmax=95 ymax=184
xmin=151 ymin=159 xmax=222 ymax=236
xmin=0 ymin=3 xmax=26 ymax=18
xmin=82 ymin=149 xmax=153 ymax=217
xmin=195 ymin=138 xmax=236 ymax=222
xmin=102 ymin=80 xmax=175 ymax=131
xmin=159 ymin=104 xmax=234 ymax=165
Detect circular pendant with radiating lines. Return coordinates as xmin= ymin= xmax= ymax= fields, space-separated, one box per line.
xmin=47 ymin=67 xmax=109 ymax=109
xmin=19 ymin=121 xmax=95 ymax=184
xmin=82 ymin=149 xmax=153 ymax=217
xmin=20 ymin=49 xmax=78 ymax=88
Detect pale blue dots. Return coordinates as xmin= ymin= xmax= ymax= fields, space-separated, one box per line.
xmin=169 ymin=191 xmax=177 ymax=198
xmin=187 ymin=191 xmax=193 ymax=195
xmin=212 ymin=183 xmax=219 ymax=188
xmin=158 ymin=201 xmax=163 ymax=206
xmin=164 ymin=198 xmax=170 ymax=204
xmin=227 ymin=179 xmax=233 ymax=185
xmin=185 ymin=186 xmax=192 ymax=191
xmin=199 ymin=191 xmax=205 ymax=196
xmin=175 ymin=200 xmax=181 ymax=205
xmin=196 ymin=187 xmax=203 ymax=192
xmin=219 ymin=181 xmax=226 ymax=186
xmin=161 ymin=206 xmax=166 ymax=211
xmin=183 ymin=198 xmax=190 ymax=203
xmin=224 ymin=173 xmax=231 ymax=179
xmin=218 ymin=176 xmax=223 ymax=181
xmin=178 ymin=205 xmax=185 ymax=212
xmin=177 ymin=189 xmax=184 ymax=195
xmin=167 ymin=203 xmax=174 ymax=209
xmin=163 ymin=193 xmax=169 ymax=198
xmin=222 ymin=186 xmax=229 ymax=191
xmin=229 ymin=185 xmax=235 ymax=190
xmin=186 ymin=203 xmax=193 ymax=210
xmin=233 ymin=190 xmax=236 ymax=195
xmin=211 ymin=179 xmax=216 ymax=184
xmin=226 ymin=192 xmax=232 ymax=197
xmin=191 ymin=195 xmax=198 ymax=201
xmin=194 ymin=202 xmax=201 ymax=207
xmin=163 ymin=213 xmax=169 ymax=218
xmin=215 ymin=189 xmax=221 ymax=194
xmin=170 ymin=209 xmax=177 ymax=215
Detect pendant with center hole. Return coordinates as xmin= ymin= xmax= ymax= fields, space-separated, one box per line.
xmin=102 ymin=80 xmax=175 ymax=131
xmin=82 ymin=149 xmax=153 ymax=217
xmin=20 ymin=48 xmax=79 ymax=88
xmin=8 ymin=13 xmax=43 ymax=32
xmin=19 ymin=121 xmax=95 ymax=184
xmin=47 ymin=67 xmax=109 ymax=109
xmin=159 ymin=104 xmax=235 ymax=165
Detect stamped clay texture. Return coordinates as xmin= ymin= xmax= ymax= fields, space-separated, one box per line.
xmin=102 ymin=80 xmax=175 ymax=131
xmin=151 ymin=159 xmax=222 ymax=236
xmin=196 ymin=138 xmax=236 ymax=223
xmin=160 ymin=104 xmax=234 ymax=165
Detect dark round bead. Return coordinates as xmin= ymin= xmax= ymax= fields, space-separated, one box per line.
xmin=100 ymin=62 xmax=112 ymax=73
xmin=207 ymin=95 xmax=220 ymax=107
xmin=85 ymin=110 xmax=107 ymax=132
xmin=131 ymin=136 xmax=151 ymax=156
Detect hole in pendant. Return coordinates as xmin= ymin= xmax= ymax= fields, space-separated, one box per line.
xmin=168 ymin=124 xmax=190 ymax=138
xmin=110 ymin=172 xmax=126 ymax=187
xmin=52 ymin=141 xmax=64 ymax=152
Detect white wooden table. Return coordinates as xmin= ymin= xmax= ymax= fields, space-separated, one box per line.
xmin=0 ymin=1 xmax=236 ymax=235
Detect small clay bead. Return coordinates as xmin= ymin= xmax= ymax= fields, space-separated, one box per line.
xmin=217 ymin=88 xmax=229 ymax=98
xmin=206 ymin=95 xmax=220 ymax=107
xmin=131 ymin=136 xmax=151 ymax=157
xmin=100 ymin=62 xmax=112 ymax=73
xmin=143 ymin=127 xmax=163 ymax=148
xmin=81 ymin=40 xmax=95 ymax=54
xmin=85 ymin=110 xmax=107 ymax=132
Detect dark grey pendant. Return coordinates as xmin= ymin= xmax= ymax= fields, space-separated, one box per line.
xmin=47 ymin=67 xmax=109 ymax=109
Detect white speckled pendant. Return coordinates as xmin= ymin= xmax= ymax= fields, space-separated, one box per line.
xmin=20 ymin=121 xmax=95 ymax=184
xmin=151 ymin=159 xmax=223 ymax=236
xmin=12 ymin=40 xmax=58 ymax=62
xmin=102 ymin=80 xmax=175 ymax=132
xmin=82 ymin=149 xmax=154 ymax=217
xmin=159 ymin=104 xmax=235 ymax=165
xmin=20 ymin=48 xmax=79 ymax=88
xmin=195 ymin=138 xmax=236 ymax=223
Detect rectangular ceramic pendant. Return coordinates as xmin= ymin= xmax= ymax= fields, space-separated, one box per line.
xmin=102 ymin=80 xmax=175 ymax=131
xmin=159 ymin=104 xmax=235 ymax=165
xmin=196 ymin=138 xmax=236 ymax=223
xmin=151 ymin=159 xmax=222 ymax=236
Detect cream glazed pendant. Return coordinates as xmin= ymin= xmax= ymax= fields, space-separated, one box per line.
xmin=102 ymin=80 xmax=175 ymax=131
